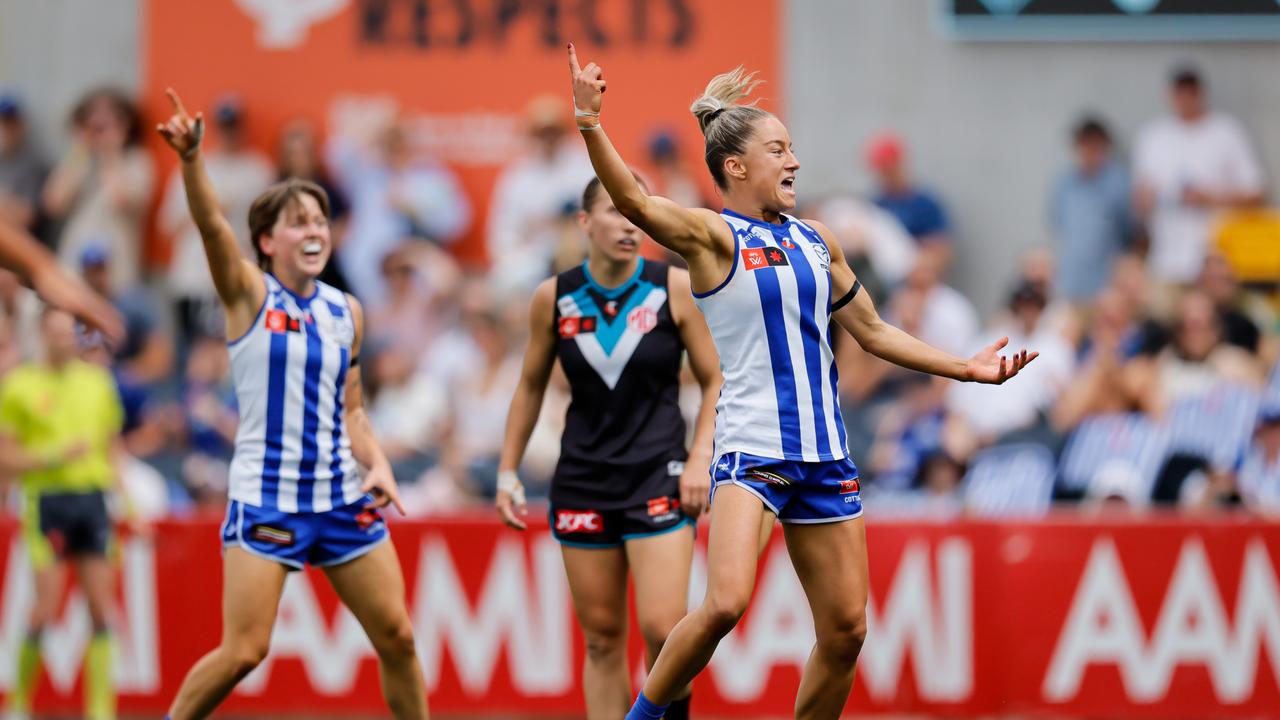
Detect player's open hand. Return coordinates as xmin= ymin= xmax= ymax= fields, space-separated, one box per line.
xmin=496 ymin=472 xmax=528 ymax=531
xmin=678 ymin=463 xmax=710 ymax=519
xmin=361 ymin=462 xmax=406 ymax=516
xmin=567 ymin=43 xmax=605 ymax=117
xmin=155 ymin=88 xmax=205 ymax=161
xmin=964 ymin=336 xmax=1038 ymax=385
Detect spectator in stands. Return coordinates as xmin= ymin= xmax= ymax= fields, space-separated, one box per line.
xmin=1128 ymin=289 xmax=1263 ymax=418
xmin=278 ymin=120 xmax=351 ymax=292
xmin=1197 ymin=251 xmax=1268 ymax=358
xmin=814 ymin=194 xmax=917 ymax=301
xmin=891 ymin=247 xmax=978 ymax=358
xmin=43 ymin=88 xmax=153 ymax=294
xmin=1050 ymin=116 xmax=1133 ymax=306
xmin=439 ymin=308 xmax=522 ymax=496
xmin=1239 ymin=405 xmax=1280 ymax=516
xmin=646 ymin=128 xmax=710 ymax=211
xmin=366 ymin=243 xmax=460 ymax=367
xmin=160 ymin=95 xmax=274 ymax=345
xmin=178 ymin=334 xmax=238 ymax=508
xmin=865 ymin=132 xmax=952 ymax=261
xmin=365 ymin=342 xmax=448 ymax=487
xmin=79 ymin=244 xmax=172 ymax=388
xmin=0 ymin=93 xmax=48 ymax=237
xmin=1053 ymin=286 xmax=1148 ymax=432
xmin=486 ymin=95 xmax=594 ymax=296
xmin=328 ymin=115 xmax=471 ymax=305
xmin=0 ymin=268 xmax=40 ymax=361
xmin=1134 ymin=66 xmax=1265 ymax=287
xmin=945 ymin=279 xmax=1075 ymax=457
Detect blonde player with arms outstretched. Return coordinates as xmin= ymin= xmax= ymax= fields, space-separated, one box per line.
xmin=562 ymin=47 xmax=1037 ymax=720
xmin=155 ymin=90 xmax=428 ymax=720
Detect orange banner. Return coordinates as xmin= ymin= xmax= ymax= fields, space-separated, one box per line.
xmin=143 ymin=0 xmax=781 ymax=267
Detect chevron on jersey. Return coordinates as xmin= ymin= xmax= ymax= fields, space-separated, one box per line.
xmin=556 ymin=286 xmax=668 ymax=389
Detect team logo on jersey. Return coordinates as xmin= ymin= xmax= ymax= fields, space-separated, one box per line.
xmin=555 ymin=510 xmax=604 ymax=534
xmin=742 ymin=247 xmax=790 ymax=271
xmin=265 ymin=309 xmax=304 ymax=334
xmin=558 ymin=315 xmax=598 ymax=338
xmin=318 ymin=313 xmax=356 ymax=346
xmin=838 ymin=478 xmax=860 ymax=494
xmin=813 ymin=244 xmax=830 ymax=270
xmin=627 ymin=306 xmax=658 ymax=334
xmin=781 ymin=237 xmax=795 ymax=249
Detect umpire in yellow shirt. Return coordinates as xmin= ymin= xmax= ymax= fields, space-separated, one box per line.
xmin=0 ymin=306 xmax=126 ymax=720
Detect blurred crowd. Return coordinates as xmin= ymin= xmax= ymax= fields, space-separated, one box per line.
xmin=2 ymin=63 xmax=1279 ymax=520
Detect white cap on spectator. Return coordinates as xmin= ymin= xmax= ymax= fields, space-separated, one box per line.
xmin=1087 ymin=459 xmax=1149 ymax=508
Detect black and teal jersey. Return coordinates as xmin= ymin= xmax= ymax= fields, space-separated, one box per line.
xmin=551 ymin=259 xmax=688 ymax=507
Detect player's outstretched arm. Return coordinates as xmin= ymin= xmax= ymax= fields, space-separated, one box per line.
xmin=155 ymin=88 xmax=259 ymax=311
xmin=568 ymin=43 xmax=721 ymax=261
xmin=812 ymin=220 xmax=1037 ymax=385
xmin=495 ymin=279 xmax=558 ymax=530
xmin=0 ymin=220 xmax=124 ymax=344
xmin=343 ymin=296 xmax=405 ymax=515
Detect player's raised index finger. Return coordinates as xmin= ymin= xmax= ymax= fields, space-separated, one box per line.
xmin=567 ymin=42 xmax=582 ymax=77
xmin=165 ymin=88 xmax=190 ymax=119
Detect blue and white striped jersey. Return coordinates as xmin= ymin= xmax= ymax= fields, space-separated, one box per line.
xmin=694 ymin=210 xmax=848 ymax=463
xmin=227 ymin=273 xmax=362 ymax=512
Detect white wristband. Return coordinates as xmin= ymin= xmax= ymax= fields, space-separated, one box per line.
xmin=574 ymin=105 xmax=600 ymax=118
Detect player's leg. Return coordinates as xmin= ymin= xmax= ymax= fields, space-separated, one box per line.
xmin=562 ymin=542 xmax=632 ymax=719
xmin=629 ymin=484 xmax=766 ymax=716
xmin=73 ymin=554 xmax=117 ymax=720
xmin=323 ymin=539 xmax=428 ymax=720
xmin=166 ymin=548 xmax=289 ymax=720
xmin=6 ymin=557 xmax=64 ymax=720
xmin=784 ymin=516 xmax=869 ymax=720
xmin=625 ymin=519 xmax=695 ymax=717
xmin=69 ymin=491 xmax=119 ymax=720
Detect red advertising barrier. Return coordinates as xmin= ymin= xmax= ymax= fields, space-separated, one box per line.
xmin=2 ymin=514 xmax=1279 ymax=717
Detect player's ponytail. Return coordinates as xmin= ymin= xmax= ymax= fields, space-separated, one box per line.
xmin=690 ymin=67 xmax=772 ymax=189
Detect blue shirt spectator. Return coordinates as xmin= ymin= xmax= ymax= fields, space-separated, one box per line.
xmin=1050 ymin=117 xmax=1133 ymax=303
xmin=865 ymin=133 xmax=952 ymax=245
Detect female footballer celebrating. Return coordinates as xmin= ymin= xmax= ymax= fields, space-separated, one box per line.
xmin=496 ymin=174 xmax=721 ymax=719
xmin=156 ymin=90 xmax=428 ymax=720
xmin=562 ymin=47 xmax=1037 ymax=720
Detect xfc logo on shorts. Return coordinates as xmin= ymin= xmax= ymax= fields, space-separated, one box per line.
xmin=555 ymin=510 xmax=604 ymax=533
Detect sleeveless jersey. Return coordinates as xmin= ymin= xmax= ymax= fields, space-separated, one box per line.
xmin=694 ymin=209 xmax=849 ymax=463
xmin=227 ymin=273 xmax=362 ymax=512
xmin=552 ymin=259 xmax=687 ymax=502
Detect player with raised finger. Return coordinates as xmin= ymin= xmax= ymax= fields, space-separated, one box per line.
xmin=154 ymin=89 xmax=428 ymax=720
xmin=562 ymin=46 xmax=1039 ymax=720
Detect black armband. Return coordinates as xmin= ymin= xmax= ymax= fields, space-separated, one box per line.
xmin=349 ymin=354 xmax=360 ymax=368
xmin=831 ymin=280 xmax=862 ymax=313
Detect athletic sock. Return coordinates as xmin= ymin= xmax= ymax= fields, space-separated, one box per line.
xmin=7 ymin=634 xmax=41 ymax=715
xmin=85 ymin=632 xmax=115 ymax=720
xmin=665 ymin=693 xmax=692 ymax=720
xmin=625 ymin=691 xmax=669 ymax=720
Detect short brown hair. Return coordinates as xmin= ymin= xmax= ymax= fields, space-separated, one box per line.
xmin=247 ymin=179 xmax=330 ymax=270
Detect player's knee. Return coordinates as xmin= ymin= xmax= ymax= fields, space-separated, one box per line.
xmin=225 ymin=638 xmax=271 ymax=677
xmin=581 ymin=621 xmax=627 ymax=664
xmin=701 ymin=593 xmax=749 ymax=636
xmin=820 ymin=609 xmax=867 ymax=666
xmin=372 ymin=619 xmax=419 ymax=663
xmin=637 ymin=611 xmax=680 ymax=652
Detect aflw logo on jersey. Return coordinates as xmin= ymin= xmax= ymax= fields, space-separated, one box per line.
xmin=742 ymin=247 xmax=790 ymax=271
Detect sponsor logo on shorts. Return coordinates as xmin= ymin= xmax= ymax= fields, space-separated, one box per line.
xmin=747 ymin=470 xmax=792 ymax=486
xmin=647 ymin=496 xmax=681 ymax=523
xmin=354 ymin=509 xmax=382 ymax=531
xmin=838 ymin=478 xmax=860 ymax=494
xmin=555 ymin=510 xmax=604 ymax=534
xmin=250 ymin=524 xmax=295 ymax=546
xmin=667 ymin=460 xmax=686 ymax=477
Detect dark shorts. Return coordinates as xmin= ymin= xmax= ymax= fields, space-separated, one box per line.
xmin=37 ymin=490 xmax=112 ymax=559
xmin=220 ymin=495 xmax=389 ymax=570
xmin=550 ymin=496 xmax=692 ymax=548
